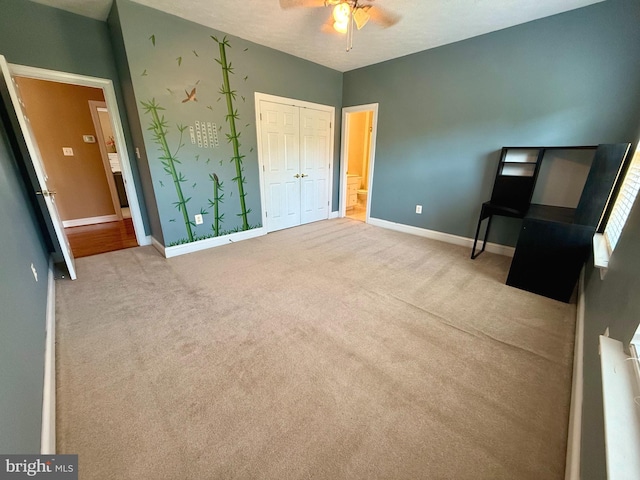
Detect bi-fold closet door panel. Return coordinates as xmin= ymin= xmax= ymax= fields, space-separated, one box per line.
xmin=260 ymin=100 xmax=330 ymax=232
xmin=300 ymin=107 xmax=330 ymax=225
xmin=261 ymin=101 xmax=300 ymax=232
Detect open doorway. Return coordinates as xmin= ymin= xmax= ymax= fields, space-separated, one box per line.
xmin=11 ymin=65 xmax=149 ymax=257
xmin=14 ymin=76 xmax=138 ymax=258
xmin=340 ymin=104 xmax=378 ymax=222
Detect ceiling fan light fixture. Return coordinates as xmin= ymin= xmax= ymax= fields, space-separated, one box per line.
xmin=332 ymin=3 xmax=350 ymax=23
xmin=333 ymin=19 xmax=349 ymax=33
xmin=353 ymin=8 xmax=370 ymax=30
xmin=332 ymin=3 xmax=351 ymax=34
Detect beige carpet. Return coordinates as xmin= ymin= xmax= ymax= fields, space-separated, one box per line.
xmin=55 ymin=219 xmax=576 ymax=479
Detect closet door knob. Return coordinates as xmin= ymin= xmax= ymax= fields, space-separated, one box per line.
xmin=293 ymin=174 xmax=300 ymax=178
xmin=301 ymin=173 xmax=308 ymax=178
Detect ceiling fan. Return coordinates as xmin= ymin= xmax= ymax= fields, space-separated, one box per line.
xmin=279 ymin=0 xmax=400 ymax=52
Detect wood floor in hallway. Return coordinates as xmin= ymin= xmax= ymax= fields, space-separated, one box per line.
xmin=65 ymin=218 xmax=138 ymax=258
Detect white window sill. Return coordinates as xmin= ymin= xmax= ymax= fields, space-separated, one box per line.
xmin=599 ymin=335 xmax=640 ymax=480
xmin=593 ymin=233 xmax=610 ymax=278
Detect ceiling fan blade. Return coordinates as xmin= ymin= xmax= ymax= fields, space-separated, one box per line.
xmin=368 ymin=5 xmax=401 ymax=28
xmin=353 ymin=7 xmax=370 ymax=30
xmin=279 ymin=0 xmax=327 ymax=9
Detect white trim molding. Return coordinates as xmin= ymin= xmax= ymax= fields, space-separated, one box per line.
xmin=328 ymin=211 xmax=340 ymax=219
xmin=159 ymin=227 xmax=267 ymax=258
xmin=9 ymin=63 xmax=148 ymax=248
xmin=254 ymin=92 xmax=336 ymax=233
xmin=41 ymin=258 xmax=56 ymax=455
xmin=62 ymin=214 xmax=119 ymax=228
xmin=368 ymin=217 xmax=516 ymax=257
xmin=599 ymin=335 xmax=640 ymax=480
xmin=151 ymin=236 xmax=166 ymax=257
xmin=339 ymin=103 xmax=379 ymax=223
xmin=565 ymin=268 xmax=585 ymax=480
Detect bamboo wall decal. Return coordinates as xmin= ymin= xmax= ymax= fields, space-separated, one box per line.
xmin=209 ymin=173 xmax=224 ymax=237
xmin=212 ymin=36 xmax=250 ymax=231
xmin=141 ymin=98 xmax=194 ymax=242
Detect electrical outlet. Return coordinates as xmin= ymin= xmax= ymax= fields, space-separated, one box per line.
xmin=62 ymin=147 xmax=74 ymax=156
xmin=415 ymin=205 xmax=422 ymax=214
xmin=194 ymin=214 xmax=203 ymax=225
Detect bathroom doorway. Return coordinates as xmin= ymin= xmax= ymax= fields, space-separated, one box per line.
xmin=340 ymin=104 xmax=378 ymax=222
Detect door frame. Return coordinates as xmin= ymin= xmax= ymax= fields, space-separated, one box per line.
xmin=88 ymin=100 xmax=123 ymax=223
xmin=254 ymin=92 xmax=335 ymax=232
xmin=10 ymin=63 xmax=148 ymax=246
xmin=89 ymin=100 xmax=122 ymax=220
xmin=339 ymin=103 xmax=379 ymax=222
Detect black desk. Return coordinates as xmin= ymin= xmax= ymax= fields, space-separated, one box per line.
xmin=472 ymin=143 xmax=631 ymax=303
xmin=506 ymin=205 xmax=594 ymax=302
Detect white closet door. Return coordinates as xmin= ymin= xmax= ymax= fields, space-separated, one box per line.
xmin=259 ymin=101 xmax=301 ymax=232
xmin=300 ymin=108 xmax=331 ymax=225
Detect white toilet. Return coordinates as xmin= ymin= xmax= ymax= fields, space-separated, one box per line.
xmin=357 ymin=189 xmax=367 ymax=206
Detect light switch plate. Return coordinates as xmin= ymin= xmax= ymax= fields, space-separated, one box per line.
xmin=83 ymin=135 xmax=96 ymax=143
xmin=62 ymin=147 xmax=74 ymax=156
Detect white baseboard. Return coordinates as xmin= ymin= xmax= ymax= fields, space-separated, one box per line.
xmin=151 ymin=236 xmax=166 ymax=257
xmin=41 ymin=257 xmax=56 ymax=455
xmin=139 ymin=235 xmax=152 ymax=246
xmin=329 ymin=211 xmax=339 ymax=219
xmin=367 ymin=217 xmax=515 ymax=257
xmin=62 ymin=214 xmax=119 ymax=228
xmin=160 ymin=227 xmax=267 ymax=258
xmin=565 ymin=268 xmax=585 ymax=480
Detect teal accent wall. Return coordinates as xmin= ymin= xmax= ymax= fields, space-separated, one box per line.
xmin=0 ymin=100 xmax=49 ymax=453
xmin=113 ymin=0 xmax=342 ymax=246
xmin=0 ymin=0 xmax=151 ymax=235
xmin=342 ymin=0 xmax=640 ymax=246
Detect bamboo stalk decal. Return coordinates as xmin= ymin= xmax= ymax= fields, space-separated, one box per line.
xmin=213 ymin=36 xmax=250 ymax=231
xmin=141 ymin=99 xmax=194 ymax=242
xmin=209 ymin=173 xmax=224 ymax=237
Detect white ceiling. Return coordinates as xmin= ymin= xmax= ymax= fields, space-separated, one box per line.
xmin=30 ymin=0 xmax=604 ymax=72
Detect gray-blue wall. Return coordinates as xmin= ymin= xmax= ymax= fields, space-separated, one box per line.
xmin=0 ymin=98 xmax=49 ymax=453
xmin=0 ymin=0 xmax=152 ymax=235
xmin=0 ymin=0 xmax=155 ymax=453
xmin=343 ymin=0 xmax=640 ymax=246
xmin=1 ymin=0 xmax=639 ymax=468
xmin=108 ymin=0 xmax=164 ymax=244
xmin=344 ymin=1 xmax=640 ymax=476
xmin=581 ymin=142 xmax=640 ymax=477
xmin=581 ymin=186 xmax=640 ymax=478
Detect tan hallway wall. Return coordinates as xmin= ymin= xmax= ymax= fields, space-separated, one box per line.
xmin=15 ymin=77 xmax=115 ymax=221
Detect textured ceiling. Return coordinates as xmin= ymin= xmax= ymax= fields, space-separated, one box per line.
xmin=29 ymin=0 xmax=605 ymax=72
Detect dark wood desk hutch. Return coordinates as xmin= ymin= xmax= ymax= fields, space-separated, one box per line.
xmin=471 ymin=143 xmax=631 ymax=302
